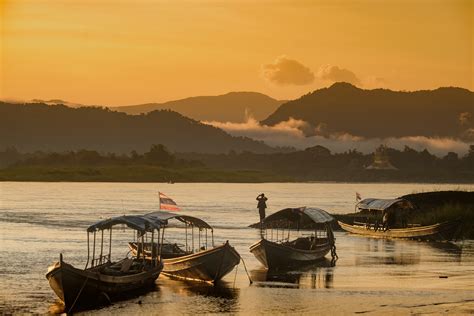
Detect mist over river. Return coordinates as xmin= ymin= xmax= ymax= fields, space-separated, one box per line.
xmin=1 ymin=182 xmax=473 ymax=314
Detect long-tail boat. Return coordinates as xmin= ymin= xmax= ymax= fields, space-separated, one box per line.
xmin=338 ymin=198 xmax=461 ymax=241
xmin=128 ymin=211 xmax=241 ymax=283
xmin=46 ymin=215 xmax=164 ymax=312
xmin=250 ymin=207 xmax=337 ymax=270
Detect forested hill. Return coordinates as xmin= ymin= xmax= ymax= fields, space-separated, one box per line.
xmin=0 ymin=102 xmax=275 ymax=154
xmin=110 ymin=92 xmax=285 ymax=122
xmin=262 ymin=82 xmax=474 ymax=140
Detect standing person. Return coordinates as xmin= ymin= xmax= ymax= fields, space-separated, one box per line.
xmin=382 ymin=209 xmax=390 ymax=231
xmin=256 ymin=193 xmax=268 ymax=224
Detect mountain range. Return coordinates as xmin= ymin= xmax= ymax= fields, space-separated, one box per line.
xmin=2 ymin=83 xmax=472 ymax=155
xmin=262 ymin=82 xmax=474 ymax=140
xmin=0 ymin=103 xmax=275 ymax=154
xmin=110 ymin=92 xmax=285 ymax=122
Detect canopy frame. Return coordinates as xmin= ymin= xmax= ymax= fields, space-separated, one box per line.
xmin=85 ymin=215 xmax=165 ymax=269
xmin=145 ymin=211 xmax=214 ymax=253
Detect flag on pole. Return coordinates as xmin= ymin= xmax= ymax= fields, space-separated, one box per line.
xmin=159 ymin=192 xmax=180 ymax=211
xmin=356 ymin=192 xmax=362 ymax=202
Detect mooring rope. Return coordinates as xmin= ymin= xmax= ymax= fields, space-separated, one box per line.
xmin=238 ymin=254 xmax=253 ymax=284
xmin=233 ymin=264 xmax=239 ymax=288
xmin=67 ymin=275 xmax=90 ymax=314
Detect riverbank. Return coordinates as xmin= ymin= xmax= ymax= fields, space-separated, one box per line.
xmin=0 ymin=165 xmax=292 ymax=182
xmin=2 ymin=165 xmax=474 ymax=183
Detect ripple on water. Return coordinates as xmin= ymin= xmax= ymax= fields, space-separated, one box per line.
xmin=0 ymin=182 xmax=473 ymax=314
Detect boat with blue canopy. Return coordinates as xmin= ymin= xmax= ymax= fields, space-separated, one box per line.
xmin=46 ymin=215 xmax=164 ymax=312
xmin=128 ymin=211 xmax=241 ymax=283
xmin=250 ymin=207 xmax=337 ymax=270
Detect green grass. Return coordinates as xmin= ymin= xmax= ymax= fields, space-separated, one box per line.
xmin=0 ymin=165 xmax=294 ymax=183
xmin=408 ymin=203 xmax=474 ymax=239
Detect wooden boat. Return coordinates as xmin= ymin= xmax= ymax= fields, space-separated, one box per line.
xmin=338 ymin=220 xmax=461 ymax=241
xmin=129 ymin=211 xmax=241 ymax=283
xmin=46 ymin=215 xmax=164 ymax=312
xmin=338 ymin=198 xmax=461 ymax=241
xmin=250 ymin=207 xmax=337 ymax=270
xmin=130 ymin=240 xmax=240 ymax=282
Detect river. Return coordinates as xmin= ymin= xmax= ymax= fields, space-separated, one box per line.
xmin=0 ymin=182 xmax=473 ymax=314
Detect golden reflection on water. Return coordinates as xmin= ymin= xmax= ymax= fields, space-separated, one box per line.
xmin=1 ymin=182 xmax=473 ymax=314
xmin=251 ymin=259 xmax=335 ymax=289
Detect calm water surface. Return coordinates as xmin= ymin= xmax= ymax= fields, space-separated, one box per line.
xmin=0 ymin=182 xmax=473 ymax=314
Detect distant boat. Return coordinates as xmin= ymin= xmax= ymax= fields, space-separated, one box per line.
xmin=338 ymin=220 xmax=461 ymax=241
xmin=46 ymin=215 xmax=164 ymax=312
xmin=338 ymin=198 xmax=461 ymax=241
xmin=250 ymin=207 xmax=337 ymax=270
xmin=129 ymin=211 xmax=241 ymax=283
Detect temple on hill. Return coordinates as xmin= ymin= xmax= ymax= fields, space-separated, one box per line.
xmin=366 ymin=145 xmax=397 ymax=170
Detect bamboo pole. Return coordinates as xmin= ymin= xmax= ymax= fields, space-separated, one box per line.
xmin=85 ymin=232 xmax=90 ymax=269
xmin=108 ymin=228 xmax=112 ymax=262
xmin=92 ymin=231 xmax=96 ymax=267
xmin=185 ymin=222 xmax=188 ymax=252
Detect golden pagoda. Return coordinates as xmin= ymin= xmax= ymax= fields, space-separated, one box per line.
xmin=366 ymin=145 xmax=397 ymax=170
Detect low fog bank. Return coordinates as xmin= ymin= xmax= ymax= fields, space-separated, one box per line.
xmin=204 ymin=116 xmax=471 ymax=156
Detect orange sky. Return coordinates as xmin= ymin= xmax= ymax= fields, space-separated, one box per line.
xmin=1 ymin=0 xmax=472 ymax=106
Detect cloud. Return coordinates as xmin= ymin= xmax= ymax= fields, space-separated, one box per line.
xmin=262 ymin=56 xmax=315 ymax=85
xmin=385 ymin=136 xmax=469 ymax=155
xmin=204 ymin=116 xmax=471 ymax=156
xmin=317 ymin=65 xmax=361 ymax=86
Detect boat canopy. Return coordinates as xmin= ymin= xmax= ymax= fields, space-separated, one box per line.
xmin=262 ymin=207 xmax=334 ymax=228
xmin=356 ymin=198 xmax=415 ymax=211
xmin=87 ymin=215 xmax=164 ymax=233
xmin=145 ymin=211 xmax=213 ymax=230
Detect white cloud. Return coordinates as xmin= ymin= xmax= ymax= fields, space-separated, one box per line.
xmin=317 ymin=65 xmax=361 ymax=86
xmin=204 ymin=116 xmax=471 ymax=156
xmin=262 ymin=56 xmax=315 ymax=86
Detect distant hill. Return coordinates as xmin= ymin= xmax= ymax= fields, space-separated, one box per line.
xmin=0 ymin=102 xmax=275 ymax=154
xmin=110 ymin=92 xmax=285 ymax=122
xmin=262 ymin=82 xmax=474 ymax=140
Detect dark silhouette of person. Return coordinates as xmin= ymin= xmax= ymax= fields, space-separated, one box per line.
xmin=256 ymin=193 xmax=268 ymax=223
xmin=382 ymin=209 xmax=390 ymax=231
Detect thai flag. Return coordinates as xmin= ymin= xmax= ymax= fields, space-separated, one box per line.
xmin=159 ymin=192 xmax=180 ymax=211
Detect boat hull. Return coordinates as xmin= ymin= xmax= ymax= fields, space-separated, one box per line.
xmin=249 ymin=238 xmax=331 ymax=270
xmin=46 ymin=260 xmax=162 ymax=312
xmin=129 ymin=241 xmax=241 ymax=282
xmin=338 ymin=220 xmax=461 ymax=241
xmin=162 ymin=242 xmax=240 ymax=282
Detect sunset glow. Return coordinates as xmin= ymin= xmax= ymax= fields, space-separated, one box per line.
xmin=1 ymin=0 xmax=472 ymax=105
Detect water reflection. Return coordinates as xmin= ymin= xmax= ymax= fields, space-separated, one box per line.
xmin=48 ymin=300 xmax=65 ymax=314
xmin=425 ymin=241 xmax=462 ymax=254
xmin=352 ymin=238 xmax=462 ymax=266
xmin=159 ymin=278 xmax=240 ymax=313
xmin=1 ymin=182 xmax=472 ymax=314
xmin=47 ymin=284 xmax=162 ymax=314
xmin=355 ymin=238 xmax=420 ymax=266
xmin=251 ymin=259 xmax=335 ymax=289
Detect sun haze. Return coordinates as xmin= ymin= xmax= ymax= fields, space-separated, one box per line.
xmin=1 ymin=0 xmax=472 ymax=105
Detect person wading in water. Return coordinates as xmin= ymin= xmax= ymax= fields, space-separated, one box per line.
xmin=256 ymin=193 xmax=268 ymax=233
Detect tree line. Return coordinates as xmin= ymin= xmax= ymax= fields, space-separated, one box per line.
xmin=0 ymin=144 xmax=473 ymax=182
